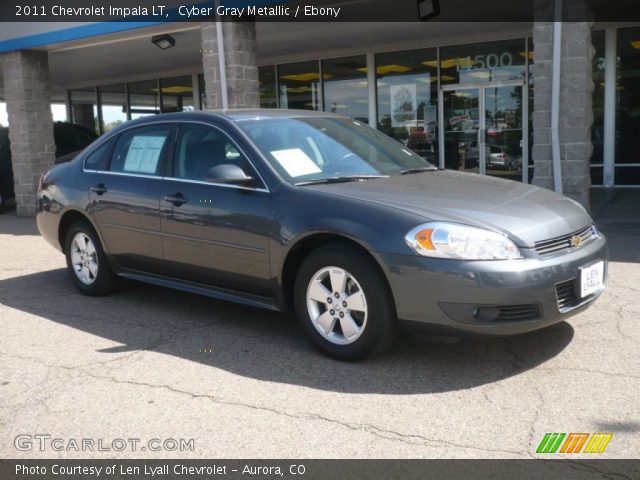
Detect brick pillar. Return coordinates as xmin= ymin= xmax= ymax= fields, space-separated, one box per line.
xmin=201 ymin=21 xmax=260 ymax=109
xmin=1 ymin=50 xmax=55 ymax=216
xmin=532 ymin=10 xmax=594 ymax=208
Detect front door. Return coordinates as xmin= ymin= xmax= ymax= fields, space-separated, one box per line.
xmin=440 ymin=82 xmax=526 ymax=182
xmin=160 ymin=123 xmax=272 ymax=296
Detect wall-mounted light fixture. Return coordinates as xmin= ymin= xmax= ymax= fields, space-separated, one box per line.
xmin=151 ymin=34 xmax=176 ymax=50
xmin=417 ymin=0 xmax=440 ymax=20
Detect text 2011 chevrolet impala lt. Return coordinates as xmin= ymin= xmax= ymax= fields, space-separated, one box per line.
xmin=36 ymin=110 xmax=607 ymax=360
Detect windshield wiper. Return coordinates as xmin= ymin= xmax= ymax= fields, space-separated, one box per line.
xmin=296 ymin=175 xmax=388 ymax=186
xmin=400 ymin=167 xmax=437 ymax=175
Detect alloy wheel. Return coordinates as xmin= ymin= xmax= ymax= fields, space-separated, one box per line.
xmin=305 ymin=266 xmax=368 ymax=345
xmin=70 ymin=232 xmax=99 ymax=285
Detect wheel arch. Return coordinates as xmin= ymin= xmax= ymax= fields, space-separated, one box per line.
xmin=57 ymin=209 xmax=102 ymax=251
xmin=280 ymin=232 xmax=396 ymax=315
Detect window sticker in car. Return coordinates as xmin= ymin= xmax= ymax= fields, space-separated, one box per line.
xmin=271 ymin=148 xmax=321 ymax=177
xmin=123 ymin=135 xmax=166 ymax=174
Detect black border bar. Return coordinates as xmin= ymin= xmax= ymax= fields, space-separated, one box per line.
xmin=2 ymin=459 xmax=640 ymax=480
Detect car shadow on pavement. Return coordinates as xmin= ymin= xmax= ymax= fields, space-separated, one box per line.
xmin=0 ymin=212 xmax=39 ymax=236
xmin=0 ymin=268 xmax=574 ymax=395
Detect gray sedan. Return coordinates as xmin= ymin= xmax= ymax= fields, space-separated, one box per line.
xmin=36 ymin=110 xmax=607 ymax=360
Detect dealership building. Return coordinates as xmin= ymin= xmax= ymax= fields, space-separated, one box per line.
xmin=0 ymin=0 xmax=639 ymax=215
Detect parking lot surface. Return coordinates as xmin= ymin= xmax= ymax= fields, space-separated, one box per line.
xmin=1 ymin=190 xmax=639 ymax=458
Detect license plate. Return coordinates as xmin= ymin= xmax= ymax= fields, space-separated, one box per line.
xmin=580 ymin=261 xmax=604 ymax=298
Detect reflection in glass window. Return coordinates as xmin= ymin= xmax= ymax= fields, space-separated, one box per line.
xmin=160 ymin=76 xmax=194 ymax=113
xmin=128 ymin=80 xmax=160 ymax=119
xmin=591 ymin=31 xmax=605 ymax=186
xmin=278 ymin=61 xmax=321 ymax=111
xmin=259 ymin=66 xmax=278 ymax=108
xmin=99 ymin=84 xmax=127 ymax=133
xmin=527 ymin=36 xmax=534 ymax=184
xmin=198 ymin=74 xmax=206 ymax=110
xmin=376 ymin=48 xmax=439 ymax=164
xmin=440 ymin=39 xmax=527 ymax=85
xmin=615 ymin=27 xmax=640 ymax=186
xmin=322 ymin=56 xmax=368 ymax=123
xmin=70 ymin=88 xmax=99 ymax=134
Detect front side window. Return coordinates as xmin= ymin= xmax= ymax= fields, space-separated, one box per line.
xmin=238 ymin=116 xmax=434 ymax=185
xmin=173 ymin=124 xmax=258 ymax=183
xmin=110 ymin=125 xmax=172 ymax=175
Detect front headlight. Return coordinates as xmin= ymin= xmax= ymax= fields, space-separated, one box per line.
xmin=405 ymin=222 xmax=523 ymax=260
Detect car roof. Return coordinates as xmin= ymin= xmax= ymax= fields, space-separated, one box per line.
xmin=128 ymin=109 xmax=341 ymax=124
xmin=207 ymin=108 xmax=341 ymax=122
xmin=95 ymin=109 xmax=345 ymax=138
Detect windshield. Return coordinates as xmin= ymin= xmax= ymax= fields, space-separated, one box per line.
xmin=237 ymin=117 xmax=435 ymax=185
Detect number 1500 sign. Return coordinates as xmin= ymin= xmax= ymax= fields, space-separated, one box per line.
xmin=456 ymin=53 xmax=514 ymax=71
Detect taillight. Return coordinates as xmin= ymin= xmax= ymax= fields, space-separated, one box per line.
xmin=497 ymin=153 xmax=505 ymax=159
xmin=38 ymin=174 xmax=45 ymax=193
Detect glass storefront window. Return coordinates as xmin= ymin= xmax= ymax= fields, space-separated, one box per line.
xmin=615 ymin=27 xmax=640 ymax=185
xmin=198 ymin=74 xmax=206 ymax=110
xmin=278 ymin=61 xmax=321 ymax=110
xmin=70 ymin=88 xmax=99 ymax=134
xmin=322 ymin=55 xmax=368 ymax=123
xmin=440 ymin=39 xmax=527 ymax=85
xmin=98 ymin=84 xmax=127 ymax=133
xmin=160 ymin=76 xmax=194 ymax=113
xmin=526 ymin=37 xmax=535 ymax=183
xmin=591 ymin=31 xmax=606 ymax=186
xmin=376 ymin=48 xmax=439 ymax=164
xmin=128 ymin=80 xmax=160 ymax=119
xmin=259 ymin=66 xmax=278 ymax=108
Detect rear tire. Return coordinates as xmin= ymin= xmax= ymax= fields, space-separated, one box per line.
xmin=64 ymin=221 xmax=117 ymax=296
xmin=294 ymin=244 xmax=397 ymax=361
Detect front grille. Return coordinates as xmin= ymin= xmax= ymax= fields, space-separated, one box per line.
xmin=534 ymin=225 xmax=596 ymax=256
xmin=556 ymin=279 xmax=580 ymax=311
xmin=495 ymin=304 xmax=541 ymax=322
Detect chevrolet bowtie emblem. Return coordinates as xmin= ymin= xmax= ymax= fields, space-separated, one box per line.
xmin=570 ymin=235 xmax=583 ymax=248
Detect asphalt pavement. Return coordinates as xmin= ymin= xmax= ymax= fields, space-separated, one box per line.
xmin=1 ymin=189 xmax=639 ymax=458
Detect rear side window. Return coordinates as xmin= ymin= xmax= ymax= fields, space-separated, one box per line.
xmin=84 ymin=140 xmax=113 ymax=171
xmin=110 ymin=125 xmax=172 ymax=176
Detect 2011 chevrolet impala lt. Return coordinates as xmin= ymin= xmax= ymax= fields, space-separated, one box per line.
xmin=36 ymin=110 xmax=607 ymax=360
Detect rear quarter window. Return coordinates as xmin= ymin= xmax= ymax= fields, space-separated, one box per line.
xmin=84 ymin=140 xmax=113 ymax=171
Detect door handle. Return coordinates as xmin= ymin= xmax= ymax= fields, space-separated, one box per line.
xmin=90 ymin=183 xmax=107 ymax=195
xmin=163 ymin=193 xmax=187 ymax=206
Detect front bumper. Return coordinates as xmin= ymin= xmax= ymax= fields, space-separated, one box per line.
xmin=378 ymin=234 xmax=608 ymax=336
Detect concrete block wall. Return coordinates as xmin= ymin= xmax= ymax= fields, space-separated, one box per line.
xmin=1 ymin=50 xmax=55 ymax=216
xmin=532 ymin=18 xmax=594 ymax=208
xmin=201 ymin=21 xmax=260 ymax=109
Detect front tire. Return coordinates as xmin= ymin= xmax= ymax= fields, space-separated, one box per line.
xmin=294 ymin=244 xmax=397 ymax=361
xmin=64 ymin=221 xmax=117 ymax=296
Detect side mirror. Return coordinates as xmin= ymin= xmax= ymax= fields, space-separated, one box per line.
xmin=204 ymin=164 xmax=255 ymax=187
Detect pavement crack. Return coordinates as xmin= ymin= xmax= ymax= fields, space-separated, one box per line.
xmin=85 ymin=374 xmax=525 ymax=457
xmin=538 ymin=366 xmax=640 ymax=380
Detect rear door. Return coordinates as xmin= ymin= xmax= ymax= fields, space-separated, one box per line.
xmin=159 ymin=122 xmax=272 ymax=295
xmin=87 ymin=124 xmax=175 ymax=273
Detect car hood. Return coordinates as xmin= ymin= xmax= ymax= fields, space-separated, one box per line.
xmin=306 ymin=170 xmax=592 ymax=247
